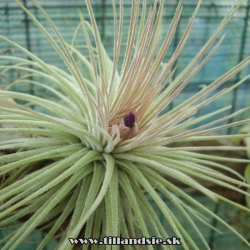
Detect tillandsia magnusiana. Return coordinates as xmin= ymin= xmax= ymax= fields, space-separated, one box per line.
xmin=0 ymin=0 xmax=250 ymax=249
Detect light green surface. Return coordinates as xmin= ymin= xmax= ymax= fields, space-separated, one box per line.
xmin=1 ymin=194 xmax=249 ymax=249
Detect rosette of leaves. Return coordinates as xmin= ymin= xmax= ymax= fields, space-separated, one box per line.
xmin=0 ymin=0 xmax=250 ymax=249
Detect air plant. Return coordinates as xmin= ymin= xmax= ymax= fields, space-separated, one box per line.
xmin=0 ymin=0 xmax=250 ymax=249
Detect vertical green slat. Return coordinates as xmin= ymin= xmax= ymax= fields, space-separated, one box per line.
xmin=227 ymin=0 xmax=250 ymax=135
xmin=101 ymin=0 xmax=106 ymax=43
xmin=22 ymin=0 xmax=34 ymax=99
xmin=170 ymin=0 xmax=181 ymax=112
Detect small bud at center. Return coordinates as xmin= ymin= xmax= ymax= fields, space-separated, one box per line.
xmin=123 ymin=112 xmax=135 ymax=128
